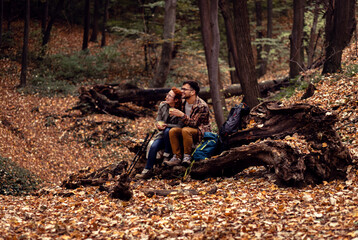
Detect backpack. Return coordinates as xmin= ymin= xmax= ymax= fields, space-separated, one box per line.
xmin=192 ymin=132 xmax=219 ymax=161
xmin=219 ymin=102 xmax=250 ymax=139
xmin=218 ymin=102 xmax=250 ymax=152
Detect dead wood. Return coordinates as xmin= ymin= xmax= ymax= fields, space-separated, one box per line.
xmin=62 ymin=100 xmax=352 ymax=189
xmin=61 ymin=161 xmax=133 ymax=201
xmin=70 ymin=78 xmax=289 ymax=118
xmin=190 ymin=101 xmax=352 ymax=186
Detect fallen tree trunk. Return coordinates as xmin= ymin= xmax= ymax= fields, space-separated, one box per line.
xmin=62 ymin=101 xmax=352 ymax=189
xmin=190 ymin=101 xmax=352 ymax=186
xmin=70 ymin=78 xmax=289 ymax=118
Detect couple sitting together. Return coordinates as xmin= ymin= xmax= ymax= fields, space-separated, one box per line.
xmin=136 ymin=81 xmax=211 ymax=179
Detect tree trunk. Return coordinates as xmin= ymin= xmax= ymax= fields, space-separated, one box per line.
xmin=6 ymin=0 xmax=12 ymax=31
xmin=42 ymin=0 xmax=65 ymax=47
xmin=289 ymin=0 xmax=305 ymax=79
xmin=233 ymin=0 xmax=260 ymax=108
xmin=90 ymin=0 xmax=100 ymax=42
xmin=82 ymin=0 xmax=91 ymax=51
xmin=191 ymin=101 xmax=353 ymax=187
xmin=322 ymin=0 xmax=356 ymax=74
xmin=41 ymin=0 xmax=49 ymax=37
xmin=255 ymin=0 xmax=264 ymax=78
xmin=71 ymin=78 xmax=290 ymax=118
xmin=199 ymin=0 xmax=225 ymax=128
xmin=262 ymin=0 xmax=273 ymax=75
xmin=101 ymin=0 xmax=109 ymax=47
xmin=219 ymin=0 xmax=239 ymax=84
xmin=307 ymin=3 xmax=320 ymax=68
xmin=0 ymin=0 xmax=3 ymax=48
xmin=150 ymin=0 xmax=177 ymax=88
xmin=19 ymin=0 xmax=30 ymax=88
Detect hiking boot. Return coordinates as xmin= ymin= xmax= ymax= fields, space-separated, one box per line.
xmin=162 ymin=152 xmax=171 ymax=164
xmin=182 ymin=154 xmax=192 ymax=167
xmin=135 ymin=168 xmax=152 ymax=179
xmin=164 ymin=155 xmax=181 ymax=166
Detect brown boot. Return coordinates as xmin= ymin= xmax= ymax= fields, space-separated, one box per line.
xmin=164 ymin=155 xmax=181 ymax=166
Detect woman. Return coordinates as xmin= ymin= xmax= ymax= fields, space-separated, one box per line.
xmin=136 ymin=87 xmax=183 ymax=179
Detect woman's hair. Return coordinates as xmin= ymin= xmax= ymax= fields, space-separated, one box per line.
xmin=171 ymin=87 xmax=183 ymax=109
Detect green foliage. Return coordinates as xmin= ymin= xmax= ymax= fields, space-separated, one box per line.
xmin=273 ymin=76 xmax=309 ymax=100
xmin=0 ymin=156 xmax=42 ymax=196
xmin=343 ymin=63 xmax=358 ymax=78
xmin=0 ymin=31 xmax=16 ymax=50
xmin=23 ymin=45 xmax=124 ymax=96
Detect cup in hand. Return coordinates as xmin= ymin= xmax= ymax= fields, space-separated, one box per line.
xmin=157 ymin=121 xmax=166 ymax=128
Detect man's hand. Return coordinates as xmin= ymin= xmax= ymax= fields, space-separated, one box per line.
xmin=169 ymin=108 xmax=185 ymax=118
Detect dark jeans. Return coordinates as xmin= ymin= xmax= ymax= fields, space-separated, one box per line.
xmin=145 ymin=127 xmax=172 ymax=169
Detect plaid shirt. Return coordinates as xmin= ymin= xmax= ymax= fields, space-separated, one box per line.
xmin=180 ymin=96 xmax=211 ymax=141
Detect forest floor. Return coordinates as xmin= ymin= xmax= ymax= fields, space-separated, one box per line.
xmin=0 ymin=21 xmax=358 ymax=239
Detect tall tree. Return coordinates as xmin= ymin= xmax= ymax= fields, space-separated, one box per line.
xmin=150 ymin=0 xmax=177 ymax=88
xmin=42 ymin=0 xmax=65 ymax=47
xmin=255 ymin=0 xmax=264 ymax=78
xmin=289 ymin=0 xmax=305 ymax=79
xmin=233 ymin=0 xmax=260 ymax=108
xmin=41 ymin=0 xmax=49 ymax=38
xmin=263 ymin=0 xmax=273 ymax=75
xmin=219 ymin=0 xmax=239 ymax=84
xmin=306 ymin=2 xmax=320 ymax=68
xmin=101 ymin=0 xmax=109 ymax=47
xmin=0 ymin=0 xmax=3 ymax=48
xmin=90 ymin=0 xmax=100 ymax=42
xmin=82 ymin=0 xmax=91 ymax=50
xmin=322 ymin=0 xmax=356 ymax=74
xmin=20 ymin=0 xmax=30 ymax=88
xmin=199 ymin=0 xmax=225 ymax=128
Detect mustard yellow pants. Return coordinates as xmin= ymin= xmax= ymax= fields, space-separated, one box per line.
xmin=169 ymin=127 xmax=199 ymax=159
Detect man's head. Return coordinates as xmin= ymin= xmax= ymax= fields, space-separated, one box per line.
xmin=181 ymin=81 xmax=199 ymax=100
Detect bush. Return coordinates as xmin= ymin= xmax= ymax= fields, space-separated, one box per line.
xmin=0 ymin=156 xmax=42 ymax=196
xmin=24 ymin=46 xmax=124 ymax=96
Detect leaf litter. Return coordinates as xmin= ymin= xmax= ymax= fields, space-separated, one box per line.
xmin=0 ymin=22 xmax=357 ymax=239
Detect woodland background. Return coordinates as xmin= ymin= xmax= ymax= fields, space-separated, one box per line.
xmin=0 ymin=0 xmax=358 ymax=239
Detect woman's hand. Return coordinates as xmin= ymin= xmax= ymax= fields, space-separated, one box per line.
xmin=169 ymin=108 xmax=185 ymax=118
xmin=156 ymin=121 xmax=167 ymax=130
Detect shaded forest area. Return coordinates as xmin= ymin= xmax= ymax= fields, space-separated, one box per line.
xmin=0 ymin=0 xmax=358 ymax=239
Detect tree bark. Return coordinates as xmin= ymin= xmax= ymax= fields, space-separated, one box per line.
xmin=0 ymin=0 xmax=3 ymax=48
xmin=289 ymin=0 xmax=305 ymax=79
xmin=42 ymin=0 xmax=65 ymax=47
xmin=71 ymin=78 xmax=290 ymax=118
xmin=322 ymin=0 xmax=356 ymax=74
xmin=82 ymin=0 xmax=91 ymax=50
xmin=263 ymin=0 xmax=273 ymax=74
xmin=219 ymin=0 xmax=239 ymax=84
xmin=150 ymin=0 xmax=177 ymax=88
xmin=101 ymin=0 xmax=109 ymax=47
xmin=191 ymin=101 xmax=353 ymax=187
xmin=199 ymin=0 xmax=225 ymax=128
xmin=233 ymin=0 xmax=260 ymax=108
xmin=90 ymin=0 xmax=100 ymax=42
xmin=307 ymin=3 xmax=320 ymax=68
xmin=19 ymin=0 xmax=30 ymax=88
xmin=41 ymin=0 xmax=49 ymax=38
xmin=255 ymin=0 xmax=264 ymax=78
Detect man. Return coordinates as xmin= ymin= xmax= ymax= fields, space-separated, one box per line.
xmin=163 ymin=81 xmax=211 ymax=166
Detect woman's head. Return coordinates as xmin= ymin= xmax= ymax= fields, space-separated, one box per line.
xmin=165 ymin=87 xmax=182 ymax=109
